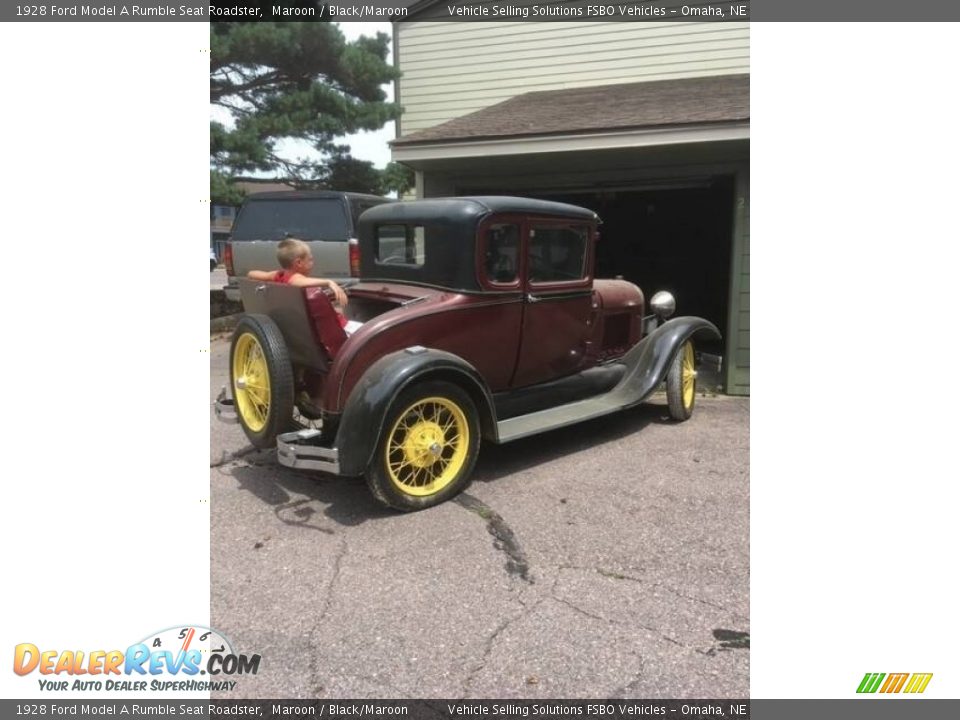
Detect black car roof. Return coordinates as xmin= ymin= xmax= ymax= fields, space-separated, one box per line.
xmin=359 ymin=196 xmax=599 ymax=224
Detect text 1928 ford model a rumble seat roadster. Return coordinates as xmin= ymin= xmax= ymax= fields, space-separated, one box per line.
xmin=216 ymin=197 xmax=719 ymax=511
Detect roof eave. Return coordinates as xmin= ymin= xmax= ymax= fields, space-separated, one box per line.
xmin=391 ymin=121 xmax=750 ymax=164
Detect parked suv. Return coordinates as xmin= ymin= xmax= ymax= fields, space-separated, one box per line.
xmin=223 ymin=191 xmax=392 ymax=301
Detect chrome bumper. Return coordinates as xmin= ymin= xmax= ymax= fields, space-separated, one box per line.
xmin=214 ymin=387 xmax=238 ymax=424
xmin=277 ymin=429 xmax=341 ymax=475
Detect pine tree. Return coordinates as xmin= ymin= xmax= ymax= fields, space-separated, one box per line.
xmin=210 ymin=20 xmax=411 ymax=201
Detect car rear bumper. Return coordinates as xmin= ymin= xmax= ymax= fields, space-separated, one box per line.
xmin=214 ymin=388 xmax=238 ymax=424
xmin=215 ymin=389 xmax=342 ymax=474
xmin=277 ymin=429 xmax=341 ymax=474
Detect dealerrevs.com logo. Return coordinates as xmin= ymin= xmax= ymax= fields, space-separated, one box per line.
xmin=857 ymin=672 xmax=933 ymax=694
xmin=13 ymin=626 xmax=261 ymax=692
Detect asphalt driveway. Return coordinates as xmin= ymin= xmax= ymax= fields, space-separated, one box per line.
xmin=209 ymin=335 xmax=749 ymax=698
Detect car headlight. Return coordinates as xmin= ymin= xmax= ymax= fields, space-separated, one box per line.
xmin=650 ymin=291 xmax=676 ymax=319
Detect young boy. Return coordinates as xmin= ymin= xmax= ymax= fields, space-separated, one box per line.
xmin=248 ymin=237 xmax=349 ymax=308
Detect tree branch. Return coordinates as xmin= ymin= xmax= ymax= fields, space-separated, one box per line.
xmin=212 ymin=100 xmax=253 ymax=117
xmin=210 ymin=69 xmax=284 ymax=102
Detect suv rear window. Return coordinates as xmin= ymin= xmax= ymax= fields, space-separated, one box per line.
xmin=232 ymin=198 xmax=350 ymax=242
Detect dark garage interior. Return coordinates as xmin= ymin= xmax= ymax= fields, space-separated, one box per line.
xmin=536 ymin=178 xmax=734 ymax=356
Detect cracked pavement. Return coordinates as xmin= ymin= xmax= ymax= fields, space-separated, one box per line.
xmin=210 ymin=336 xmax=749 ymax=698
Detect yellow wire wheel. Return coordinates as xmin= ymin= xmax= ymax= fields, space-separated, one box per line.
xmin=666 ymin=340 xmax=697 ymax=421
xmin=232 ymin=332 xmax=271 ymax=433
xmin=367 ymin=381 xmax=480 ymax=511
xmin=229 ymin=315 xmax=294 ymax=448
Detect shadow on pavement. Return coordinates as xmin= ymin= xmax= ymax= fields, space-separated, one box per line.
xmin=220 ymin=399 xmax=677 ymax=528
xmin=474 ymin=400 xmax=669 ymax=483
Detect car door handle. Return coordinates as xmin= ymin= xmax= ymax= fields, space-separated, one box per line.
xmin=526 ymin=293 xmax=542 ymax=303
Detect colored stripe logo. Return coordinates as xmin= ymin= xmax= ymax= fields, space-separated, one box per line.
xmin=857 ymin=672 xmax=932 ymax=694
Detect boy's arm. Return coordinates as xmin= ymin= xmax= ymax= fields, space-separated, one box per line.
xmin=288 ymin=274 xmax=349 ymax=306
xmin=247 ymin=270 xmax=279 ymax=281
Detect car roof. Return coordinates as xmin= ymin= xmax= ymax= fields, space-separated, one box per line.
xmin=244 ymin=190 xmax=390 ymax=202
xmin=359 ymin=196 xmax=599 ymax=224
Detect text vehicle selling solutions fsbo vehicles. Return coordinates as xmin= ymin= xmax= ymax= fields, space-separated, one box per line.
xmin=216 ymin=197 xmax=719 ymax=511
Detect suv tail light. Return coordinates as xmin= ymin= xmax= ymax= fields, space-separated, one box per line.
xmin=224 ymin=242 xmax=234 ymax=277
xmin=348 ymin=238 xmax=360 ymax=277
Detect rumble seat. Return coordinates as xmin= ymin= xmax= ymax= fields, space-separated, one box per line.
xmin=237 ymin=278 xmax=348 ymax=371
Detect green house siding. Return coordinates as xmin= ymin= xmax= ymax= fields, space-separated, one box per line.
xmin=396 ymin=21 xmax=750 ymax=136
xmin=725 ymin=168 xmax=750 ymax=395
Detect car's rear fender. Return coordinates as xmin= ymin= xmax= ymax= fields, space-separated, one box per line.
xmin=335 ymin=348 xmax=496 ymax=477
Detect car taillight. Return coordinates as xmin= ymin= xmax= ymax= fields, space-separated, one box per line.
xmin=348 ymin=238 xmax=360 ymax=277
xmin=225 ymin=242 xmax=234 ymax=277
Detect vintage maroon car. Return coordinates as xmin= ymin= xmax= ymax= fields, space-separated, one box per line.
xmin=216 ymin=197 xmax=719 ymax=511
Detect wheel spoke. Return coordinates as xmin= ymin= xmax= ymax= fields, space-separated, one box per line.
xmin=244 ymin=348 xmax=259 ymax=378
xmin=246 ymin=388 xmax=269 ymax=408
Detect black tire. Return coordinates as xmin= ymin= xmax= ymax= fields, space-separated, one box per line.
xmin=229 ymin=314 xmax=295 ymax=448
xmin=365 ymin=381 xmax=480 ymax=512
xmin=666 ymin=340 xmax=696 ymax=421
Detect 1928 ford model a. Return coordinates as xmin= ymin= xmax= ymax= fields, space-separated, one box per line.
xmin=216 ymin=197 xmax=719 ymax=511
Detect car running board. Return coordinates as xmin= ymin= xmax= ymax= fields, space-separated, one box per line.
xmin=496 ymin=392 xmax=637 ymax=443
xmin=494 ymin=316 xmax=720 ymax=444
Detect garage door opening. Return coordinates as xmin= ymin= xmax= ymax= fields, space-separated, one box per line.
xmin=460 ymin=178 xmax=735 ymax=385
xmin=475 ymin=180 xmax=732 ymax=362
xmin=536 ymin=180 xmax=732 ymax=353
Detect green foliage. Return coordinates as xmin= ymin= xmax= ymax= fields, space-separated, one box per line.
xmin=321 ymin=153 xmax=383 ymax=194
xmin=210 ymin=20 xmax=404 ymax=194
xmin=210 ymin=170 xmax=247 ymax=206
xmin=381 ymin=162 xmax=415 ymax=196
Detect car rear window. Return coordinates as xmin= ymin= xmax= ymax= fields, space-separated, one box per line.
xmin=376 ymin=224 xmax=425 ymax=268
xmin=232 ymin=198 xmax=350 ymax=242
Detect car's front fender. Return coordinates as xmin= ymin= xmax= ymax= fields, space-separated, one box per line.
xmin=334 ymin=347 xmax=495 ymax=476
xmin=609 ymin=316 xmax=721 ymax=407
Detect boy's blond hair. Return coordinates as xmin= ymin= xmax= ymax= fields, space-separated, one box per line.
xmin=276 ymin=238 xmax=311 ymax=269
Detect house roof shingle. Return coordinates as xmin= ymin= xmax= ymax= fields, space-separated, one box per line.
xmin=393 ymin=74 xmax=749 ymax=147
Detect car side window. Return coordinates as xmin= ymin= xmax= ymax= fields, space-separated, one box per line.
xmin=484 ymin=224 xmax=520 ymax=284
xmin=528 ymin=225 xmax=589 ymax=283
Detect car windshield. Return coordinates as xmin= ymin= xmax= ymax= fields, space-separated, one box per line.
xmin=232 ymin=198 xmax=350 ymax=241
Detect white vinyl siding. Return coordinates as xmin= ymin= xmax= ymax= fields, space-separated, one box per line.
xmin=397 ymin=21 xmax=750 ymax=134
